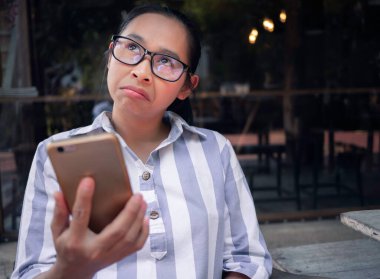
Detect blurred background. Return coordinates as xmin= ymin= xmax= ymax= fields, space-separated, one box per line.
xmin=1 ymin=0 xmax=380 ymax=236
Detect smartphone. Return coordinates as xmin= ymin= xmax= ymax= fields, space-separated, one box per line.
xmin=47 ymin=132 xmax=132 ymax=233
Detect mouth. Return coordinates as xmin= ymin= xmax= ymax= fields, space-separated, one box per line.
xmin=120 ymin=85 xmax=150 ymax=101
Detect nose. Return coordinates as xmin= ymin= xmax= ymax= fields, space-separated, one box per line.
xmin=130 ymin=58 xmax=152 ymax=83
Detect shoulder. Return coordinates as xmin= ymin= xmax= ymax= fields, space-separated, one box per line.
xmin=184 ymin=126 xmax=235 ymax=158
xmin=167 ymin=111 xmax=232 ymax=151
xmin=191 ymin=126 xmax=228 ymax=144
xmin=35 ymin=123 xmax=96 ymax=155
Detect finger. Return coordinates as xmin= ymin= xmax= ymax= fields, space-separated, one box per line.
xmin=111 ymin=217 xmax=149 ymax=262
xmin=51 ymin=191 xmax=70 ymax=240
xmin=135 ymin=217 xmax=149 ymax=249
xmin=115 ymin=193 xmax=146 ymax=228
xmin=123 ymin=199 xmax=148 ymax=243
xmin=103 ymin=207 xmax=149 ymax=263
xmin=97 ymin=194 xmax=145 ymax=244
xmin=70 ymin=177 xmax=95 ymax=237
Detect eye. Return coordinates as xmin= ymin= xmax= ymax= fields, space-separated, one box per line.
xmin=159 ymin=56 xmax=170 ymax=65
xmin=116 ymin=39 xmax=141 ymax=53
xmin=125 ymin=42 xmax=140 ymax=53
xmin=157 ymin=55 xmax=175 ymax=67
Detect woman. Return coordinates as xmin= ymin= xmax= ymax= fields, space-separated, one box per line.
xmin=12 ymin=4 xmax=272 ymax=279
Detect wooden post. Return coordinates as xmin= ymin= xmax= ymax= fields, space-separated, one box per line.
xmin=0 ymin=172 xmax=4 ymax=238
xmin=0 ymin=47 xmax=2 ymax=87
xmin=283 ymin=0 xmax=300 ymax=162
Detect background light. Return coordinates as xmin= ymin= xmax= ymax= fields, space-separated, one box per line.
xmin=248 ymin=28 xmax=258 ymax=44
xmin=263 ymin=18 xmax=274 ymax=32
xmin=250 ymin=28 xmax=258 ymax=37
xmin=279 ymin=10 xmax=287 ymax=23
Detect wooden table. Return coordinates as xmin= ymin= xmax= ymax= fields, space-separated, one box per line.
xmin=224 ymin=133 xmax=287 ymax=200
xmin=270 ymin=268 xmax=329 ymax=278
xmin=272 ymin=238 xmax=380 ymax=278
xmin=340 ymin=209 xmax=380 ymax=241
xmin=270 ymin=209 xmax=380 ymax=278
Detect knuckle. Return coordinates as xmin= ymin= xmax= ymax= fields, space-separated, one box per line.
xmin=123 ymin=233 xmax=135 ymax=244
xmin=122 ymin=230 xmax=140 ymax=245
xmin=89 ymin=248 xmax=103 ymax=261
xmin=135 ymin=240 xmax=145 ymax=250
xmin=62 ymin=240 xmax=82 ymax=259
xmin=109 ymin=229 xmax=127 ymax=240
xmin=72 ymin=208 xmax=90 ymax=222
xmin=65 ymin=239 xmax=79 ymax=252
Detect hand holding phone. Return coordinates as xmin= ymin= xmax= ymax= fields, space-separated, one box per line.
xmin=48 ymin=177 xmax=148 ymax=278
xmin=47 ymin=133 xmax=133 ymax=233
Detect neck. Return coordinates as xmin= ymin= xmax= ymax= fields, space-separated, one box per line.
xmin=111 ymin=110 xmax=170 ymax=162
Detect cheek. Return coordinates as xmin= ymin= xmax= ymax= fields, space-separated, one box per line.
xmin=158 ymin=82 xmax=183 ymax=99
xmin=106 ymin=68 xmax=115 ymax=93
xmin=107 ymin=61 xmax=126 ymax=92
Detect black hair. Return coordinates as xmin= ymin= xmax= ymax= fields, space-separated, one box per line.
xmin=118 ymin=4 xmax=201 ymax=74
xmin=117 ymin=4 xmax=202 ymax=124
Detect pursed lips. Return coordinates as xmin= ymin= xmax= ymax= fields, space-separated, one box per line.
xmin=120 ymin=85 xmax=150 ymax=101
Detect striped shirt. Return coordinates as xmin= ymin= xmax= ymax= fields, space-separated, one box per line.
xmin=12 ymin=111 xmax=272 ymax=279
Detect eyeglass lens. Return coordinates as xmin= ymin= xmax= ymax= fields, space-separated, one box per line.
xmin=112 ymin=37 xmax=185 ymax=81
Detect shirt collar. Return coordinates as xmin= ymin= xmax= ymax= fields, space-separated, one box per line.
xmin=65 ymin=111 xmax=112 ymax=137
xmin=68 ymin=111 xmax=207 ymax=141
xmin=164 ymin=111 xmax=207 ymax=140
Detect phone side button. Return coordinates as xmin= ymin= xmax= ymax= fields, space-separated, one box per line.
xmin=150 ymin=210 xmax=160 ymax=220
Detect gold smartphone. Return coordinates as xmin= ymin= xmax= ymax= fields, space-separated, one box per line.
xmin=47 ymin=133 xmax=132 ymax=233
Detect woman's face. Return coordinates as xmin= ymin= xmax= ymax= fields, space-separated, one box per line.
xmin=107 ymin=13 xmax=198 ymax=120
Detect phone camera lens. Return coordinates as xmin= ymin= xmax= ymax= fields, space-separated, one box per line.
xmin=57 ymin=146 xmax=64 ymax=153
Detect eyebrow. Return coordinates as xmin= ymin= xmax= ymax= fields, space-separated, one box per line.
xmin=126 ymin=33 xmax=181 ymax=60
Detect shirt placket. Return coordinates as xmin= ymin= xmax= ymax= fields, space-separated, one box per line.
xmin=140 ymin=168 xmax=168 ymax=260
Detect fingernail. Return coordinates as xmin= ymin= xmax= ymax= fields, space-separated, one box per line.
xmin=134 ymin=193 xmax=143 ymax=202
xmin=81 ymin=177 xmax=94 ymax=192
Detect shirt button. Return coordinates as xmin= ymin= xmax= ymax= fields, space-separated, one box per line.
xmin=150 ymin=210 xmax=160 ymax=220
xmin=142 ymin=171 xmax=151 ymax=181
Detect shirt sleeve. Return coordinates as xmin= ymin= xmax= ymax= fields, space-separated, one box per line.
xmin=221 ymin=141 xmax=272 ymax=279
xmin=11 ymin=141 xmax=59 ymax=279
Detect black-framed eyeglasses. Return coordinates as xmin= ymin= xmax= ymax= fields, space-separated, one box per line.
xmin=110 ymin=35 xmax=190 ymax=82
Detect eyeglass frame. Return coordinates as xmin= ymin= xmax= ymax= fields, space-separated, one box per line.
xmin=110 ymin=35 xmax=192 ymax=82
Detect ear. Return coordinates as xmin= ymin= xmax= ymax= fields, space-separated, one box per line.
xmin=107 ymin=42 xmax=113 ymax=68
xmin=177 ymin=74 xmax=200 ymax=100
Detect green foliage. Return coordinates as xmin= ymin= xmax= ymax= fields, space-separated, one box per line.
xmin=34 ymin=0 xmax=134 ymax=93
xmin=33 ymin=0 xmax=378 ymax=93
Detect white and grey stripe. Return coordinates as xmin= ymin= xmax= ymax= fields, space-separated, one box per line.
xmin=11 ymin=111 xmax=272 ymax=279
